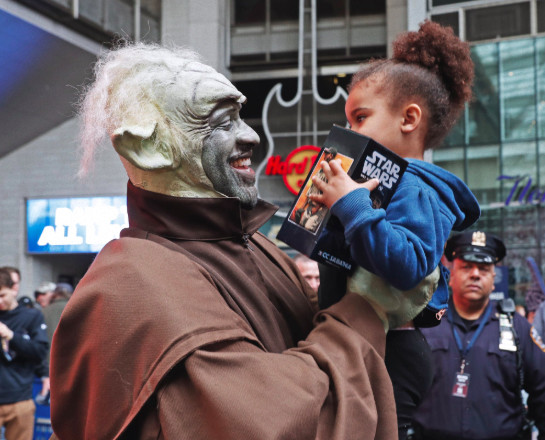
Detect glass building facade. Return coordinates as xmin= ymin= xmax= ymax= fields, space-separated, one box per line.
xmin=435 ymin=36 xmax=545 ymax=300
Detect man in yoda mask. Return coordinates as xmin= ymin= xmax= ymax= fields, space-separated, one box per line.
xmin=49 ymin=44 xmax=436 ymax=440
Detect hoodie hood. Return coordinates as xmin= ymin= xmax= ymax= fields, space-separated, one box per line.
xmin=406 ymin=159 xmax=480 ymax=231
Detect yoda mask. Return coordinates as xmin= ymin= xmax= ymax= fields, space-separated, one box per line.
xmin=79 ymin=44 xmax=260 ymax=208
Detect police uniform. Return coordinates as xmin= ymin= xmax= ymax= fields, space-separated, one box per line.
xmin=412 ymin=231 xmax=545 ymax=440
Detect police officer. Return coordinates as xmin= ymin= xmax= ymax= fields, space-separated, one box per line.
xmin=412 ymin=231 xmax=545 ymax=440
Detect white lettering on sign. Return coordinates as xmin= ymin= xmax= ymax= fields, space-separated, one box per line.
xmin=37 ymin=205 xmax=128 ymax=248
xmin=361 ymin=151 xmax=401 ymax=189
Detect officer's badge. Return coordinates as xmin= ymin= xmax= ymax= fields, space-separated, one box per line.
xmin=471 ymin=231 xmax=486 ymax=247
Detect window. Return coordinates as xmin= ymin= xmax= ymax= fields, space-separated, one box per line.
xmin=234 ymin=0 xmax=265 ymax=25
xmin=431 ymin=12 xmax=459 ymax=37
xmin=140 ymin=0 xmax=162 ymax=42
xmin=469 ymin=43 xmax=500 ymax=145
xmin=466 ymin=3 xmax=531 ymax=41
xmin=230 ymin=0 xmax=386 ymax=69
xmin=271 ymin=0 xmax=299 ymax=21
xmin=233 ymin=0 xmax=298 ymax=24
xmin=538 ymin=38 xmax=545 ymax=139
xmin=22 ymin=0 xmax=161 ymax=43
xmin=317 ymin=0 xmax=345 ymax=19
xmin=539 ymin=0 xmax=545 ymax=33
xmin=442 ymin=117 xmax=465 ymax=148
xmin=500 ymin=39 xmax=537 ymax=141
xmin=432 ymin=0 xmax=475 ymax=6
xmin=467 ymin=145 xmax=500 ymax=203
xmin=103 ymin=0 xmax=134 ymax=37
xmin=537 ymin=141 xmax=545 ymax=188
xmin=349 ymin=0 xmax=385 ymax=15
xmin=316 ymin=0 xmax=385 ymax=19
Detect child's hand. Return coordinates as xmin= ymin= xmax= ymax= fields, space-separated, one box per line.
xmin=309 ymin=159 xmax=380 ymax=208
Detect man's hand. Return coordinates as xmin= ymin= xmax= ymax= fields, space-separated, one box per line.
xmin=309 ymin=160 xmax=380 ymax=208
xmin=0 ymin=322 xmax=14 ymax=341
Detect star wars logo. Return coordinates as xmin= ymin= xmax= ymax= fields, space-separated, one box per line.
xmin=361 ymin=151 xmax=401 ymax=189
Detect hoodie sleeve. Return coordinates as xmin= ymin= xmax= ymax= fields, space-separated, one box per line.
xmin=330 ymin=183 xmax=454 ymax=290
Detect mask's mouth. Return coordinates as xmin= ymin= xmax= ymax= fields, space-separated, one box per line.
xmin=230 ymin=155 xmax=255 ymax=178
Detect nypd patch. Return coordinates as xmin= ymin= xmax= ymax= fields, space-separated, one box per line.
xmin=530 ymin=326 xmax=545 ymax=352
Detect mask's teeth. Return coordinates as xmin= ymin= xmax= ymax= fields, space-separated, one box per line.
xmin=231 ymin=158 xmax=251 ymax=168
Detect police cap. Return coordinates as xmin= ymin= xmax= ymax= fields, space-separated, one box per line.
xmin=444 ymin=231 xmax=506 ymax=264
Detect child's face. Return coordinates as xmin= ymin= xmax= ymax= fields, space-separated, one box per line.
xmin=345 ymin=77 xmax=404 ymax=154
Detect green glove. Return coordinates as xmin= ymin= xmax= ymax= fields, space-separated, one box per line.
xmin=347 ymin=266 xmax=440 ymax=332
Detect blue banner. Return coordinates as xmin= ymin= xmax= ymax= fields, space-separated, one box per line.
xmin=27 ymin=196 xmax=128 ymax=254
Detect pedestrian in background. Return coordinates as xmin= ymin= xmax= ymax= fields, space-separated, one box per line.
xmin=0 ymin=267 xmax=49 ymax=440
xmin=293 ymin=253 xmax=320 ymax=307
xmin=0 ymin=268 xmax=21 ymax=298
xmin=43 ymin=283 xmax=73 ymax=356
xmin=33 ymin=282 xmax=56 ymax=309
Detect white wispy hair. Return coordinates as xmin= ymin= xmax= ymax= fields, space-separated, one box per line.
xmin=77 ymin=42 xmax=204 ymax=176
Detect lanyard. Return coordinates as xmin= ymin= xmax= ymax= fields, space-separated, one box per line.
xmin=448 ymin=301 xmax=493 ymax=359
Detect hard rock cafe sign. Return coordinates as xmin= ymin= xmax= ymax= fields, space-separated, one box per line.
xmin=264 ymin=145 xmax=321 ymax=195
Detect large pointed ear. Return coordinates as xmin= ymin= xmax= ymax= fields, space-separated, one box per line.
xmin=111 ymin=122 xmax=180 ymax=170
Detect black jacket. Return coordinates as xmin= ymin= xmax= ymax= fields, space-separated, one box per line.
xmin=0 ymin=305 xmax=49 ymax=404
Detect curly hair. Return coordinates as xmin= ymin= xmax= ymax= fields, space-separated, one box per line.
xmin=349 ymin=21 xmax=474 ymax=149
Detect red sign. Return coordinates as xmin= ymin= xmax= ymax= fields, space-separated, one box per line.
xmin=265 ymin=145 xmax=321 ymax=195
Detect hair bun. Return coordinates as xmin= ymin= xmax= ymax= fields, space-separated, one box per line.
xmin=392 ymin=20 xmax=473 ymax=109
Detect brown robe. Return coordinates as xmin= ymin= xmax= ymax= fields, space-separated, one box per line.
xmin=49 ymin=183 xmax=397 ymax=439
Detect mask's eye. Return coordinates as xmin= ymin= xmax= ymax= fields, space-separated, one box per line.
xmin=217 ymin=117 xmax=233 ymax=129
xmin=209 ymin=104 xmax=239 ymax=130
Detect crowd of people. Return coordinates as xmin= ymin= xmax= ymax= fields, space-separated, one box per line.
xmin=0 ymin=267 xmax=73 ymax=440
xmin=1 ymin=19 xmax=545 ymax=440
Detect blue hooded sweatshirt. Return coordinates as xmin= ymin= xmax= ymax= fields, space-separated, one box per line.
xmin=328 ymin=159 xmax=480 ymax=313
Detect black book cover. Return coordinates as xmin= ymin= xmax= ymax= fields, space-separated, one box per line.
xmin=276 ymin=124 xmax=408 ymax=271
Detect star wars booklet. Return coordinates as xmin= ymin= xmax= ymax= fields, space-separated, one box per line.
xmin=277 ymin=124 xmax=408 ymax=272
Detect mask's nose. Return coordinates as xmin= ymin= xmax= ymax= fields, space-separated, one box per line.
xmin=237 ymin=120 xmax=260 ymax=150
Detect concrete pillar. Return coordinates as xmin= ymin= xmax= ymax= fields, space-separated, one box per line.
xmin=386 ymin=0 xmax=427 ymax=56
xmin=386 ymin=0 xmax=407 ymax=57
xmin=161 ymin=0 xmax=228 ymax=75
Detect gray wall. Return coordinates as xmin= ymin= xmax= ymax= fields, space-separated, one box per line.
xmin=0 ymin=119 xmax=126 ymax=297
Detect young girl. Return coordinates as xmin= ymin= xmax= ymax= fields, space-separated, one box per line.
xmin=311 ymin=21 xmax=481 ymax=440
xmin=310 ymin=21 xmax=480 ymax=330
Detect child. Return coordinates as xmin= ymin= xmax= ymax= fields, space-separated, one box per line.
xmin=310 ymin=21 xmax=480 ymax=330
